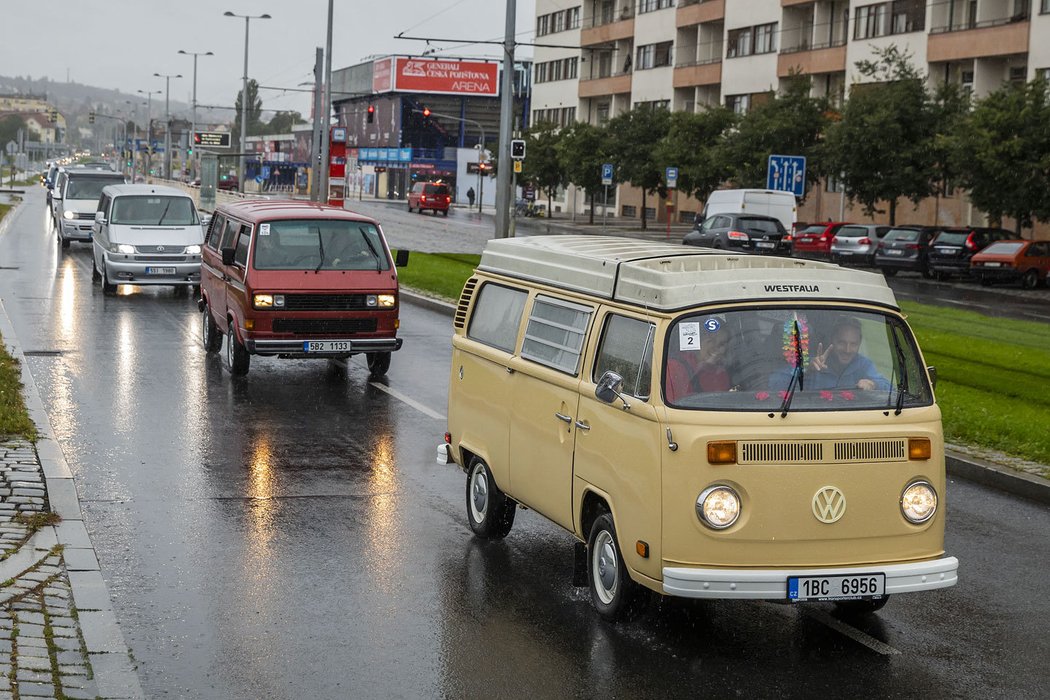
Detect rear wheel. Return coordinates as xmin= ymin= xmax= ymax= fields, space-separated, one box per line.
xmin=225 ymin=325 xmax=250 ymax=375
xmin=366 ymin=351 xmax=391 ymax=377
xmin=201 ymin=301 xmax=222 ymax=353
xmin=465 ymin=458 xmax=515 ymax=539
xmin=442 ymin=209 xmax=449 ymax=217
xmin=1022 ymin=269 xmax=1040 ymax=290
xmin=407 ymin=203 xmax=412 ymax=212
xmin=587 ymin=513 xmax=646 ymax=622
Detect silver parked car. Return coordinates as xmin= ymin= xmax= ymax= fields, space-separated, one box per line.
xmin=831 ymin=224 xmax=890 ymax=266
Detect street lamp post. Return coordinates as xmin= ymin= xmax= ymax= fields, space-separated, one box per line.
xmin=224 ymin=10 xmax=271 ymax=194
xmin=137 ymin=89 xmax=161 ymax=180
xmin=178 ymin=49 xmax=214 ymax=180
xmin=153 ymin=72 xmax=182 ymax=180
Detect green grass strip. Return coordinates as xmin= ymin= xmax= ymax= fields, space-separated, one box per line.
xmin=396 ymin=252 xmax=479 ymax=301
xmin=0 ymin=333 xmax=37 ymax=441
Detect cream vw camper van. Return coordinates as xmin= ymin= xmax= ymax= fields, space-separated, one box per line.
xmin=440 ymin=236 xmax=957 ymax=621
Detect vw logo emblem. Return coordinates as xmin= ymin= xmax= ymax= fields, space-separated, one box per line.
xmin=812 ymin=486 xmax=846 ymax=523
xmin=156 ymin=245 xmax=165 ymax=252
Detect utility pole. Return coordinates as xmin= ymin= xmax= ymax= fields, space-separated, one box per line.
xmin=311 ymin=47 xmax=324 ymax=202
xmin=179 ymin=50 xmax=214 ymax=181
xmin=154 ymin=72 xmax=182 ymax=180
xmin=319 ymin=0 xmax=334 ymax=203
xmin=494 ymin=0 xmax=517 ymax=238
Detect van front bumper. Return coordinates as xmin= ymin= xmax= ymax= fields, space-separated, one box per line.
xmin=247 ymin=337 xmax=402 ymax=356
xmin=105 ymin=256 xmax=201 ymax=286
xmin=663 ymin=556 xmax=958 ymax=599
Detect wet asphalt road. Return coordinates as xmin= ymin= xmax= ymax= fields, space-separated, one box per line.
xmin=1 ymin=188 xmax=1049 ymax=698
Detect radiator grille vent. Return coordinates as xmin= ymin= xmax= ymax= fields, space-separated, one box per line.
xmin=736 ymin=439 xmax=910 ymax=464
xmin=454 ymin=277 xmax=478 ymax=329
xmin=833 ymin=439 xmax=907 ymax=462
xmin=739 ymin=441 xmax=823 ymax=463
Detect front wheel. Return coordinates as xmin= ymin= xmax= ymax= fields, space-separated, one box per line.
xmin=587 ymin=513 xmax=646 ymax=622
xmin=1021 ymin=269 xmax=1040 ymax=290
xmin=225 ymin=325 xmax=250 ymax=375
xmin=366 ymin=351 xmax=391 ymax=377
xmin=201 ymin=301 xmax=223 ymax=353
xmin=465 ymin=458 xmax=515 ymax=539
xmin=91 ymin=256 xmax=101 ymax=282
xmin=101 ymin=263 xmax=117 ymax=295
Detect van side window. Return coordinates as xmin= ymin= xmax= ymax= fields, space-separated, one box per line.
xmin=593 ymin=315 xmax=655 ymax=400
xmin=220 ymin=219 xmax=241 ymax=249
xmin=97 ymin=195 xmax=110 ymax=215
xmin=521 ymin=296 xmax=592 ymax=375
xmin=467 ymin=283 xmax=527 ymax=352
xmin=205 ymin=215 xmax=226 ymax=250
xmin=233 ymin=224 xmax=252 ymax=267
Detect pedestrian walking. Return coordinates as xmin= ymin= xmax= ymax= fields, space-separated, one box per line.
xmin=467 ymin=187 xmax=476 ymax=207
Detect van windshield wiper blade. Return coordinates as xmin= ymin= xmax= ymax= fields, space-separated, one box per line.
xmin=891 ymin=329 xmax=910 ymax=415
xmin=780 ymin=320 xmax=805 ymax=417
xmin=360 ymin=229 xmax=382 ymax=271
xmin=157 ymin=200 xmax=172 ymax=225
xmin=314 ymin=227 xmax=326 ymax=272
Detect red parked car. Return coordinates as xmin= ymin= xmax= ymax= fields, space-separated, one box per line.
xmin=970 ymin=240 xmax=1050 ymax=289
xmin=407 ymin=182 xmax=451 ymax=216
xmin=791 ymin=222 xmax=850 ymax=259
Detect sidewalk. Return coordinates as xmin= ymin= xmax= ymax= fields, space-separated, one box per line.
xmin=0 ymin=203 xmax=143 ymax=698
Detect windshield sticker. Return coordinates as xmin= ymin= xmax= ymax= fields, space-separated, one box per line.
xmin=703 ymin=317 xmax=721 ymax=332
xmin=678 ymin=322 xmax=700 ymax=351
xmin=260 ymin=223 xmax=271 ymax=236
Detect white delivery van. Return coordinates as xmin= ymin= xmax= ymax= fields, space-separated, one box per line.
xmin=699 ymin=189 xmax=797 ymax=233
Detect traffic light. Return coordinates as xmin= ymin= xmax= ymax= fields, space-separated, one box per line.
xmin=367 ymin=104 xmax=375 ymax=123
xmin=511 ymin=139 xmax=526 ymax=159
xmin=89 ymin=112 xmax=95 ymax=124
xmin=422 ymin=106 xmax=431 ymax=118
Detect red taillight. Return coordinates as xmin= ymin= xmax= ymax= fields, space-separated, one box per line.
xmin=727 ymin=230 xmax=749 ymax=241
xmin=421 ymin=195 xmax=427 ymax=202
xmin=444 ymin=432 xmax=451 ymax=444
xmin=905 ymin=243 xmax=920 ymax=250
xmin=446 ymin=196 xmax=451 ymax=203
xmin=858 ymin=237 xmax=872 ymax=245
xmin=965 ymin=233 xmax=977 ymax=250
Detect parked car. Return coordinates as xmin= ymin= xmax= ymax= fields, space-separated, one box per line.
xmin=791 ymin=222 xmax=849 ymax=259
xmin=52 ymin=167 xmax=126 ymax=248
xmin=683 ymin=213 xmax=788 ymax=254
xmin=91 ymin=184 xmax=206 ymax=294
xmin=698 ymin=189 xmax=797 ymax=234
xmin=830 ymin=224 xmax=890 ymax=266
xmin=970 ymin=240 xmax=1050 ymax=289
xmin=874 ymin=226 xmax=938 ymax=277
xmin=217 ymin=174 xmax=239 ymax=191
xmin=199 ymin=200 xmax=409 ymax=377
xmin=407 ymin=182 xmax=451 ymax=216
xmin=927 ymin=227 xmax=1015 ymax=279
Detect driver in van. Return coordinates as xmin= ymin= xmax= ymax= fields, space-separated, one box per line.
xmin=665 ymin=319 xmax=733 ymax=402
xmin=805 ymin=316 xmax=890 ymax=391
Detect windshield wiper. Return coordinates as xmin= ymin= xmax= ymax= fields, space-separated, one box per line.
xmin=891 ymin=329 xmax=910 ymax=415
xmin=314 ymin=227 xmax=326 ymax=272
xmin=360 ymin=229 xmax=382 ymax=271
xmin=157 ymin=200 xmax=172 ymax=225
xmin=780 ymin=320 xmax=805 ymax=417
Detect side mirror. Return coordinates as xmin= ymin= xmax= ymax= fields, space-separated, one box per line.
xmin=595 ymin=370 xmax=630 ymax=410
xmin=94 ymin=211 xmax=106 ymax=224
xmin=927 ymin=366 xmax=937 ymax=390
xmin=395 ymin=249 xmax=410 ymax=268
xmin=221 ymin=247 xmax=236 ymax=266
xmin=200 ymin=214 xmax=212 ymax=228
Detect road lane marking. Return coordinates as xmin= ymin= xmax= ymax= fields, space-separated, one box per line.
xmin=800 ymin=606 xmax=902 ymax=656
xmin=368 ymin=380 xmax=446 ymax=421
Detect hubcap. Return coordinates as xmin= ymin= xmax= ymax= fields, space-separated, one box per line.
xmin=592 ymin=530 xmax=618 ymax=604
xmin=470 ymin=467 xmax=488 ymax=522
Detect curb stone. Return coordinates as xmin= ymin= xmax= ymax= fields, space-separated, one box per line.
xmin=0 ymin=294 xmax=144 ymax=698
xmin=400 ymin=290 xmax=1050 ymax=506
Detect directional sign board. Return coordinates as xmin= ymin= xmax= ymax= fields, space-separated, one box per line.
xmin=767 ymin=155 xmax=806 ymax=198
xmin=194 ymin=131 xmax=232 ymax=148
xmin=601 ymin=163 xmax=614 ymax=186
xmin=5 ymin=141 xmax=16 ymax=156
xmin=665 ymin=166 xmax=678 ymax=189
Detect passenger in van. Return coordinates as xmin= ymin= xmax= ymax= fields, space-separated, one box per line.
xmin=665 ymin=320 xmax=733 ymax=402
xmin=772 ymin=316 xmax=890 ymax=392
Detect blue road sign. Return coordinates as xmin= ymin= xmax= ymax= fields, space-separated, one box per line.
xmin=666 ymin=166 xmax=679 ymax=189
xmin=601 ymin=163 xmax=614 ymax=186
xmin=767 ymin=155 xmax=806 ymax=198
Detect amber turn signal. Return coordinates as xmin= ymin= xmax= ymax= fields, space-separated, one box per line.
xmin=707 ymin=441 xmax=737 ymax=465
xmin=908 ymin=438 xmax=932 ymax=460
xmin=636 ymin=541 xmax=649 ymax=558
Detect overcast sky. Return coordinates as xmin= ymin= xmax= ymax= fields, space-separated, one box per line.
xmin=2 ymin=0 xmax=536 ymax=115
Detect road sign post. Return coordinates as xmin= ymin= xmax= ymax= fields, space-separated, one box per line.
xmin=601 ymin=163 xmax=614 ymax=233
xmin=664 ymin=167 xmax=679 ymax=240
xmin=767 ymin=155 xmax=806 ymax=198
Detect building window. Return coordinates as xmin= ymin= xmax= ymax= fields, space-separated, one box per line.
xmin=1009 ymin=66 xmax=1027 ymax=84
xmin=537 ymin=15 xmax=550 ymax=37
xmin=535 ymin=57 xmax=579 ymax=84
xmin=636 ymin=41 xmax=673 ymax=70
xmin=639 ymin=0 xmax=673 ymax=13
xmin=754 ymin=23 xmax=777 ymax=54
xmin=726 ymin=93 xmax=751 ymax=114
xmin=727 ymin=23 xmax=776 ymax=58
xmin=635 ymin=100 xmax=670 ymax=111
xmin=537 ymin=6 xmax=581 ymax=36
xmin=1043 ymin=0 xmax=1050 ymax=13
xmin=855 ymin=0 xmax=924 ymax=40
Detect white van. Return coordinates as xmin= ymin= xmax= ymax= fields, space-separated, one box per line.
xmin=699 ymin=189 xmax=797 ymax=233
xmin=91 ymin=184 xmax=205 ymax=294
xmin=53 ymin=167 xmax=126 ymax=248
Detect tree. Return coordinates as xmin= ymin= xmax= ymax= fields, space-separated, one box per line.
xmin=232 ymin=79 xmax=264 ymax=143
xmin=606 ymin=106 xmax=671 ymax=230
xmin=557 ymin=121 xmax=609 ymax=224
xmin=719 ymin=74 xmax=829 ymax=197
xmin=655 ymin=108 xmax=736 ymax=210
xmin=0 ymin=114 xmax=25 ymax=148
xmin=267 ymin=111 xmax=305 ymax=134
xmin=951 ymin=78 xmax=1050 ymax=234
xmin=826 ymin=46 xmax=935 ymax=224
xmin=521 ymin=122 xmax=565 ymax=216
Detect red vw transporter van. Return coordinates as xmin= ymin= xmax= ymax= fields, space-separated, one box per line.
xmin=199 ymin=200 xmax=407 ymax=377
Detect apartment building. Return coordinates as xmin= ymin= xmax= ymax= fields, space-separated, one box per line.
xmin=531 ymin=0 xmax=1050 ymax=229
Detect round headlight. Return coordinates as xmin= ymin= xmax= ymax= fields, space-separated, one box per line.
xmin=901 ymin=481 xmax=937 ymax=524
xmin=63 ymin=210 xmax=74 ymax=219
xmin=696 ymin=485 xmax=740 ymax=529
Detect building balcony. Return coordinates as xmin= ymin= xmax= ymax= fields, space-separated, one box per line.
xmin=928 ymin=18 xmax=1029 ymax=62
xmin=581 ymin=17 xmax=635 ymax=46
xmin=777 ymin=42 xmax=847 ymax=77
xmin=579 ymin=73 xmax=633 ymax=99
xmin=781 ymin=0 xmax=814 ymax=6
xmin=676 ymin=0 xmax=724 ymax=27
xmin=673 ymin=59 xmax=723 ymax=88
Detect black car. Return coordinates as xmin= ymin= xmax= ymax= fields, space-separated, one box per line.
xmin=683 ymin=213 xmax=788 ymax=254
xmin=927 ymin=227 xmax=1015 ymax=279
xmin=874 ymin=226 xmax=939 ymax=277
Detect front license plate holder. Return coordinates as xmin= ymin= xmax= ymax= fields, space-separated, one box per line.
xmin=303 ymin=340 xmax=351 ymax=353
xmin=146 ymin=266 xmax=176 ymax=275
xmin=788 ymin=573 xmax=886 ymax=602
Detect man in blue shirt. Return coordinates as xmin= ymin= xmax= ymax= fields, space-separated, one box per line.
xmin=807 ymin=316 xmax=890 ymax=391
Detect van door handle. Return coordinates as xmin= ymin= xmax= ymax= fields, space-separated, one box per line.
xmin=554 ymin=412 xmax=572 ymax=423
xmin=574 ymin=420 xmax=590 ymax=431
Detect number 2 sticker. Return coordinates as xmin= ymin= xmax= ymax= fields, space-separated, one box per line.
xmin=679 ymin=322 xmax=700 ymax=351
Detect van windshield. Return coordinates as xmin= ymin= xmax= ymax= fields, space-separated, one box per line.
xmin=111 ymin=196 xmax=199 ymax=225
xmin=64 ymin=176 xmax=124 ymax=200
xmin=663 ymin=307 xmax=932 ymax=412
xmin=253 ymin=219 xmax=390 ymax=271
